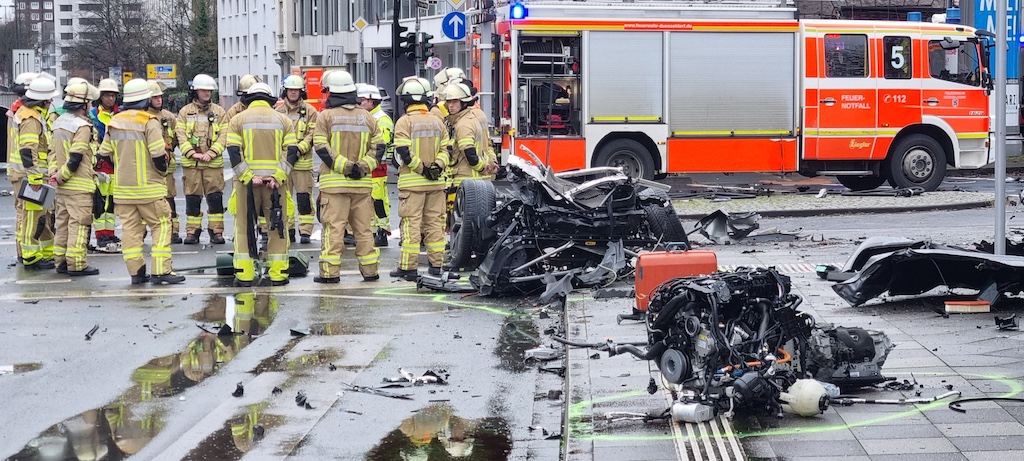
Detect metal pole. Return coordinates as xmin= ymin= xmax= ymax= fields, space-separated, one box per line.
xmin=996 ymin=0 xmax=1008 ymax=255
xmin=359 ymin=30 xmax=364 ymax=82
xmin=391 ymin=0 xmax=400 ymax=119
xmin=414 ymin=5 xmax=422 ymax=77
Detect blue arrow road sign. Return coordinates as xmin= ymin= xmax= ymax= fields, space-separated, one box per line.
xmin=442 ymin=12 xmax=466 ymax=40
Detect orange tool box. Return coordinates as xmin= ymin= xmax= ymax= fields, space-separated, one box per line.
xmin=635 ymin=245 xmax=718 ymax=311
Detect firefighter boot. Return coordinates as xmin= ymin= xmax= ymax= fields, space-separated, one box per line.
xmin=131 ymin=265 xmax=150 ymax=285
xmin=151 ymin=272 xmax=186 ymax=285
xmin=389 ymin=268 xmax=418 ymax=281
xmin=208 ymin=229 xmax=226 ymax=245
xmin=183 ymin=229 xmax=202 ymax=245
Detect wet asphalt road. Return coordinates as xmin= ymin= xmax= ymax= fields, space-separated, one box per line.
xmin=0 ymin=172 xmax=550 ymax=460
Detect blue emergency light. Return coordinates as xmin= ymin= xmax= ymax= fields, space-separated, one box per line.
xmin=511 ymin=3 xmax=528 ymax=19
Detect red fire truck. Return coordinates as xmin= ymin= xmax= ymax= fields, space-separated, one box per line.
xmin=487 ymin=0 xmax=993 ymax=191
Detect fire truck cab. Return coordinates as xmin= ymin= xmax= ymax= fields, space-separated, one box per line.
xmin=494 ymin=0 xmax=993 ymax=191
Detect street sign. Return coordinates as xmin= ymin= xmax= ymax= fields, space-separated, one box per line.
xmin=122 ymin=71 xmax=133 ymax=84
xmin=427 ymin=56 xmax=443 ymax=70
xmin=446 ymin=0 xmax=465 ymax=9
xmin=442 ymin=11 xmax=466 ymax=40
xmin=109 ymin=66 xmax=122 ymax=83
xmin=352 ymin=16 xmax=368 ymax=31
xmin=147 ymin=64 xmax=177 ymax=79
xmin=12 ymin=49 xmax=36 ymax=77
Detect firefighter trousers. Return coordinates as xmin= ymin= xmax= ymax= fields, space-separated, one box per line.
xmin=287 ymin=169 xmax=315 ymax=237
xmin=10 ymin=178 xmax=23 ymax=260
xmin=54 ymin=192 xmax=93 ymax=271
xmin=116 ymin=199 xmax=173 ymax=277
xmin=318 ymin=190 xmax=379 ymax=278
xmin=233 ymin=180 xmax=290 ymax=283
xmin=398 ymin=189 xmax=446 ymax=270
xmin=371 ymin=175 xmax=391 ymax=234
xmin=166 ymin=172 xmax=179 ymax=235
xmin=93 ymin=179 xmax=116 ymax=241
xmin=18 ymin=198 xmax=54 ymax=266
xmin=183 ymin=166 xmax=226 ymax=235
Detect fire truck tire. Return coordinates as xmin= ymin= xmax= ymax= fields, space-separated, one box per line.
xmin=836 ymin=175 xmax=887 ymax=191
xmin=447 ymin=179 xmax=495 ymax=269
xmin=595 ymin=139 xmax=655 ymax=180
xmin=886 ymin=134 xmax=947 ymax=191
xmin=644 ymin=204 xmax=689 ymax=247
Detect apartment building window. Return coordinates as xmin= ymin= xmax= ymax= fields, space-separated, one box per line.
xmin=79 ymin=4 xmax=100 ymax=11
xmin=311 ymin=0 xmax=318 ymax=35
xmin=18 ymin=2 xmax=26 ymax=9
xmin=31 ymin=13 xmax=39 ymax=20
xmin=59 ymin=18 xmax=71 ymax=25
xmin=59 ymin=4 xmax=71 ymax=10
xmin=60 ymin=32 xmax=72 ymax=39
xmin=44 ymin=1 xmax=52 ymax=8
xmin=293 ymin=0 xmax=299 ymax=33
xmin=44 ymin=12 xmax=52 ymax=20
xmin=30 ymin=2 xmax=38 ymax=9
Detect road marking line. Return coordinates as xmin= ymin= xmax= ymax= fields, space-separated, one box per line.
xmin=15 ymin=278 xmax=71 ymax=285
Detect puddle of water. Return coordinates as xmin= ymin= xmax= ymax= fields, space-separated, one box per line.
xmin=251 ymin=348 xmax=344 ymax=374
xmin=365 ymin=403 xmax=512 ymax=460
xmin=0 ymin=362 xmax=42 ymax=375
xmin=181 ymin=403 xmax=285 ymax=461
xmin=9 ymin=293 xmax=279 ymax=461
xmin=493 ymin=317 xmax=540 ymax=373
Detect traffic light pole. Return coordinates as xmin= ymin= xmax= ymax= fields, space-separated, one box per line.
xmin=414 ymin=4 xmax=423 ymax=77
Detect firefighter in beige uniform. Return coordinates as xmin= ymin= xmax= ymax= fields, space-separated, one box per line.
xmin=390 ymin=77 xmax=450 ymax=280
xmin=443 ymin=82 xmax=489 ymax=189
xmin=276 ymin=74 xmax=319 ymax=244
xmin=6 ymin=72 xmax=37 ymax=263
xmin=449 ymin=77 xmax=499 ymax=178
xmin=224 ymin=74 xmax=262 ymax=122
xmin=356 ymin=83 xmax=394 ymax=247
xmin=146 ymin=80 xmax=182 ymax=243
xmin=176 ymin=73 xmax=228 ymax=245
xmin=226 ymin=83 xmax=299 ymax=286
xmin=311 ymin=70 xmax=384 ymax=283
xmin=15 ymin=78 xmax=59 ymax=270
xmin=49 ymin=80 xmax=100 ymax=276
xmin=98 ymin=79 xmax=185 ymax=285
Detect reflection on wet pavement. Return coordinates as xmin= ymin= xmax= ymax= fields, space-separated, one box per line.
xmin=182 ymin=403 xmax=284 ymax=461
xmin=494 ymin=317 xmax=540 ymax=373
xmin=0 ymin=363 xmax=42 ymax=375
xmin=8 ymin=293 xmax=279 ymax=461
xmin=366 ymin=403 xmax=512 ymax=461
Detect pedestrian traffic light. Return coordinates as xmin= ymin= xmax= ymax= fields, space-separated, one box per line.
xmin=419 ymin=33 xmax=435 ymax=59
xmin=399 ymin=32 xmax=417 ymax=61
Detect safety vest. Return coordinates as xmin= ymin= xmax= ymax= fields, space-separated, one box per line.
xmin=90 ymin=105 xmax=117 ymax=143
xmin=176 ymin=100 xmax=226 ymax=168
xmin=99 ymin=110 xmax=168 ymax=203
xmin=225 ymin=100 xmax=297 ymax=183
xmin=6 ymin=102 xmax=24 ymax=182
xmin=275 ymin=99 xmax=319 ymax=170
xmin=50 ymin=113 xmax=97 ymax=193
xmin=15 ymin=104 xmax=50 ymax=184
xmin=394 ymin=105 xmax=450 ymax=191
xmin=447 ymin=108 xmax=487 ymax=186
xmin=312 ymin=105 xmax=382 ymax=193
xmin=370 ymin=105 xmax=394 ymax=155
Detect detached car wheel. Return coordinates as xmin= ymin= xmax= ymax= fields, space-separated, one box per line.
xmin=447 ymin=179 xmax=496 ymax=269
xmin=644 ymin=204 xmax=688 ymax=246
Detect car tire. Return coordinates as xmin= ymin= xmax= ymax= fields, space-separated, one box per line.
xmin=836 ymin=175 xmax=887 ymax=191
xmin=644 ymin=204 xmax=688 ymax=247
xmin=447 ymin=179 xmax=496 ymax=269
xmin=885 ymin=134 xmax=947 ymax=191
xmin=594 ymin=138 xmax=656 ymax=180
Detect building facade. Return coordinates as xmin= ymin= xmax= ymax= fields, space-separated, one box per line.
xmin=218 ymin=0 xmax=281 ymax=106
xmin=16 ymin=0 xmax=56 ymax=78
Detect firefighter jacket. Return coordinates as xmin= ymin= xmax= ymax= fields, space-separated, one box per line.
xmin=98 ymin=110 xmax=168 ymax=204
xmin=447 ymin=108 xmax=487 ymax=184
xmin=175 ymin=100 xmax=227 ymax=169
xmin=6 ymin=101 xmax=24 ymax=182
xmin=225 ymin=100 xmax=298 ymax=184
xmin=225 ymin=101 xmax=246 ymax=122
xmin=369 ymin=105 xmax=393 ymax=178
xmin=394 ymin=104 xmax=450 ymax=192
xmin=90 ymin=105 xmax=118 ymax=143
xmin=312 ymin=104 xmax=382 ymax=193
xmin=430 ymin=104 xmax=448 ymax=121
xmin=275 ymin=98 xmax=319 ymax=171
xmin=49 ymin=113 xmax=96 ymax=194
xmin=148 ymin=107 xmax=178 ymax=178
xmin=14 ymin=104 xmax=51 ymax=185
xmin=470 ymin=105 xmax=496 ymax=165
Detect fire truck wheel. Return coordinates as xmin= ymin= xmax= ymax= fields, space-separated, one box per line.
xmin=886 ymin=134 xmax=946 ymax=191
xmin=836 ymin=175 xmax=887 ymax=191
xmin=595 ymin=139 xmax=655 ymax=180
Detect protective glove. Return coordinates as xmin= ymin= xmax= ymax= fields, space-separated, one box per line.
xmin=423 ymin=163 xmax=443 ymax=181
xmin=397 ymin=146 xmax=412 ymax=166
xmin=347 ymin=163 xmax=364 ymax=180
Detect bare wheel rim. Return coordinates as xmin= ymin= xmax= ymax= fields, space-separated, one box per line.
xmin=609 ymin=151 xmax=642 ymax=178
xmin=902 ymin=147 xmax=935 ymax=182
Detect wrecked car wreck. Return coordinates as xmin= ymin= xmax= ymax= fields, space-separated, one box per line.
xmin=569 ymin=268 xmax=894 ymax=423
xmin=436 ymin=152 xmax=688 ymax=296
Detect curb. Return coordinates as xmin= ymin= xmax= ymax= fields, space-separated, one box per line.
xmin=676 ymin=197 xmax=995 ymax=220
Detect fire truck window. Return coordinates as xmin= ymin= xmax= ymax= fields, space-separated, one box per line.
xmin=517 ymin=34 xmax=582 ymax=136
xmin=883 ymin=36 xmax=911 ymax=79
xmin=929 ymin=40 xmax=982 ymax=86
xmin=824 ymin=34 xmax=867 ymax=78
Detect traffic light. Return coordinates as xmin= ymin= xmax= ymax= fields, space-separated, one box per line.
xmin=399 ymin=32 xmax=417 ymax=61
xmin=419 ymin=32 xmax=435 ymax=59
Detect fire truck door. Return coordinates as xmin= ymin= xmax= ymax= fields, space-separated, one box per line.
xmin=876 ymin=35 xmax=922 ymax=156
xmin=816 ymin=33 xmax=880 ymax=160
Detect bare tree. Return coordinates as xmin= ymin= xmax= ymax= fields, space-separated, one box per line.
xmin=0 ymin=19 xmax=39 ymax=86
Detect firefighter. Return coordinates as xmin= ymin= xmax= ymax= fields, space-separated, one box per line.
xmin=357 ymin=83 xmax=394 ymax=247
xmin=176 ymin=73 xmax=228 ymax=245
xmin=443 ymin=81 xmax=489 ymax=189
xmin=6 ymin=72 xmax=38 ymax=263
xmin=91 ymin=78 xmax=121 ymax=252
xmin=147 ymin=80 xmax=182 ymax=244
xmin=15 ymin=78 xmax=59 ymax=270
xmin=430 ymin=67 xmax=464 ymax=121
xmin=98 ymin=78 xmax=185 ymax=285
xmin=276 ymin=74 xmax=319 ymax=244
xmin=449 ymin=77 xmax=500 ymax=179
xmin=226 ymin=82 xmax=299 ymax=287
xmin=49 ymin=80 xmax=100 ymax=276
xmin=225 ymin=74 xmax=262 ymax=121
xmin=311 ymin=70 xmax=384 ymax=283
xmin=390 ymin=77 xmax=450 ymax=280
